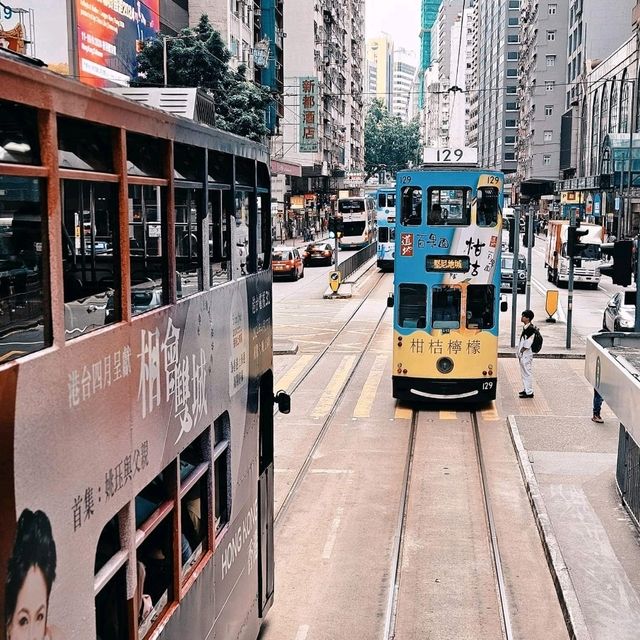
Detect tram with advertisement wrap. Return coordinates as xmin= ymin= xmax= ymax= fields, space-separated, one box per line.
xmin=375 ymin=186 xmax=396 ymax=271
xmin=0 ymin=52 xmax=284 ymax=640
xmin=390 ymin=161 xmax=504 ymax=403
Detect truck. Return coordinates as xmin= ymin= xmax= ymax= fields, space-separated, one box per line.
xmin=545 ymin=220 xmax=603 ymax=288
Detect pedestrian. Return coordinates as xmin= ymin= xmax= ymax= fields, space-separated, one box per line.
xmin=592 ymin=389 xmax=604 ymax=423
xmin=518 ymin=309 xmax=536 ymax=398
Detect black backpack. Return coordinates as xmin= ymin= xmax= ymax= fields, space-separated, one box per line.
xmin=531 ymin=325 xmax=543 ymax=353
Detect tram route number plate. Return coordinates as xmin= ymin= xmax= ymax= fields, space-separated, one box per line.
xmin=425 ymin=255 xmax=470 ymax=273
xmin=400 ymin=232 xmax=413 ymax=257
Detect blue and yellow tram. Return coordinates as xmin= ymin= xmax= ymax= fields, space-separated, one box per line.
xmin=391 ymin=167 xmax=504 ymax=403
xmin=375 ymin=186 xmax=396 ymax=271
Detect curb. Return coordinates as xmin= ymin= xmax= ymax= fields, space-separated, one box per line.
xmin=498 ymin=351 xmax=585 ymax=360
xmin=507 ymin=415 xmax=592 ymax=640
xmin=273 ymin=341 xmax=299 ymax=356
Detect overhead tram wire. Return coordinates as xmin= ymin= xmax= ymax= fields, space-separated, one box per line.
xmin=449 ymin=0 xmax=468 ymax=120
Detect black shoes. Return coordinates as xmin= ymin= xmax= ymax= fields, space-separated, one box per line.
xmin=519 ymin=391 xmax=534 ymax=398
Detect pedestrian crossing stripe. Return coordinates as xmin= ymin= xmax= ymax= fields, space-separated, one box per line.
xmin=275 ymin=354 xmax=313 ymax=393
xmin=311 ymin=355 xmax=357 ymax=419
xmin=481 ymin=402 xmax=500 ymax=421
xmin=353 ymin=354 xmax=387 ymax=418
xmin=439 ymin=411 xmax=457 ymax=420
xmin=394 ymin=405 xmax=412 ymax=420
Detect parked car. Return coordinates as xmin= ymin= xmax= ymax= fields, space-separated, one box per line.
xmin=303 ymin=241 xmax=334 ymax=266
xmin=500 ymin=252 xmax=526 ymax=293
xmin=602 ymin=291 xmax=636 ymax=331
xmin=272 ymin=246 xmax=304 ymax=280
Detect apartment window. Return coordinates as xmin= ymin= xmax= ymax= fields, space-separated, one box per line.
xmin=506 ymin=68 xmax=518 ymax=78
xmin=505 ymin=135 xmax=516 ymax=144
xmin=507 ymin=51 xmax=519 ymax=61
xmin=544 ymin=130 xmax=553 ymax=141
xmin=546 ymin=55 xmax=556 ymax=67
xmin=543 ymin=155 xmax=551 ymax=165
xmin=547 ymin=30 xmax=556 ymax=42
xmin=549 ymin=3 xmax=557 ymax=15
xmin=506 ymin=102 xmax=519 ymax=111
xmin=504 ymin=152 xmax=515 ymax=161
xmin=507 ymin=34 xmax=520 ymax=44
xmin=545 ymin=105 xmax=553 ymax=116
xmin=506 ymin=85 xmax=517 ymax=94
xmin=505 ymin=119 xmax=517 ymax=128
xmin=508 ymin=0 xmax=520 ymax=7
xmin=545 ymin=81 xmax=555 ymax=92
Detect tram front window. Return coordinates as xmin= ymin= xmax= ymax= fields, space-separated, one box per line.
xmin=477 ymin=187 xmax=500 ymax=227
xmin=398 ymin=283 xmax=426 ymax=329
xmin=466 ymin=285 xmax=495 ymax=329
xmin=432 ymin=286 xmax=461 ymax=329
xmin=400 ymin=186 xmax=422 ymax=225
xmin=428 ymin=188 xmax=471 ymax=225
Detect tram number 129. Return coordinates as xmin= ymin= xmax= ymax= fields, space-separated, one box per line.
xmin=436 ymin=149 xmax=464 ymax=162
xmin=482 ymin=381 xmax=494 ymax=390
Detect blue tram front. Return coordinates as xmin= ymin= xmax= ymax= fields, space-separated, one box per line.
xmin=392 ymin=168 xmax=504 ymax=404
xmin=375 ymin=187 xmax=396 ymax=271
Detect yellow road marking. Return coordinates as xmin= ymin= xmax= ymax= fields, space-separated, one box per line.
xmin=481 ymin=402 xmax=500 ymax=421
xmin=311 ymin=355 xmax=357 ymax=419
xmin=353 ymin=354 xmax=388 ymax=418
xmin=274 ymin=354 xmax=313 ymax=392
xmin=394 ymin=405 xmax=412 ymax=420
xmin=439 ymin=411 xmax=457 ymax=420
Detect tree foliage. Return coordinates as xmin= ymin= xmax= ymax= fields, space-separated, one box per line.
xmin=134 ymin=15 xmax=271 ymax=142
xmin=364 ymin=99 xmax=421 ymax=180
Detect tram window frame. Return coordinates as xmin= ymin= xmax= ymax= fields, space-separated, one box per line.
xmin=0 ymin=100 xmax=40 ymax=165
xmin=477 ymin=187 xmax=500 ymax=227
xmin=175 ymin=187 xmax=205 ymax=298
xmin=432 ymin=286 xmax=462 ymax=329
xmin=61 ymin=179 xmax=121 ymax=339
xmin=257 ymin=190 xmax=271 ymax=270
xmin=57 ymin=116 xmax=114 ymax=173
xmin=0 ymin=176 xmax=51 ymax=363
xmin=179 ymin=429 xmax=212 ymax=581
xmin=234 ymin=189 xmax=255 ymax=276
xmin=208 ymin=187 xmax=231 ymax=287
xmin=400 ymin=186 xmax=422 ymax=225
xmin=213 ymin=413 xmax=232 ymax=537
xmin=466 ymin=285 xmax=495 ymax=329
xmin=379 ymin=226 xmax=389 ymax=243
xmin=398 ymin=283 xmax=427 ymax=329
xmin=126 ymin=132 xmax=164 ymax=178
xmin=427 ymin=188 xmax=471 ymax=226
xmin=128 ymin=185 xmax=168 ymax=316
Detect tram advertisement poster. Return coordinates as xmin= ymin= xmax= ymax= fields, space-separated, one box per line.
xmin=74 ymin=0 xmax=160 ymax=87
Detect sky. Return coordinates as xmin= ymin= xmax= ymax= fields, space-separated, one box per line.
xmin=365 ymin=0 xmax=421 ymax=54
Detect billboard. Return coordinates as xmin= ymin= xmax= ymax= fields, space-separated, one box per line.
xmin=299 ymin=76 xmax=319 ymax=153
xmin=75 ymin=0 xmax=160 ymax=87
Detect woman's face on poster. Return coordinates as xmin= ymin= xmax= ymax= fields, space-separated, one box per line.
xmin=6 ymin=566 xmax=48 ymax=640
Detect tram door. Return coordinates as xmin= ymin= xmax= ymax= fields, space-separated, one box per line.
xmin=258 ymin=373 xmax=275 ymax=616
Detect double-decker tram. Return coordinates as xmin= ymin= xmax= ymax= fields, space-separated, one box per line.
xmin=337 ymin=195 xmax=376 ymax=249
xmin=0 ymin=52 xmax=280 ymax=640
xmin=375 ymin=186 xmax=396 ymax=271
xmin=391 ymin=164 xmax=503 ymax=403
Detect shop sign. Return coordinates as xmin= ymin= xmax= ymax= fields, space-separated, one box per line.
xmin=299 ymin=76 xmax=319 ymax=153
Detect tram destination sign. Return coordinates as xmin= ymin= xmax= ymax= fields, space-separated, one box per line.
xmin=426 ymin=255 xmax=470 ymax=273
xmin=423 ymin=147 xmax=478 ymax=165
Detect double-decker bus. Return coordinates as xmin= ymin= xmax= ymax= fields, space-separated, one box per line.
xmin=337 ymin=195 xmax=376 ymax=249
xmin=375 ymin=186 xmax=396 ymax=271
xmin=0 ymin=51 xmax=283 ymax=640
xmin=391 ymin=166 xmax=503 ymax=403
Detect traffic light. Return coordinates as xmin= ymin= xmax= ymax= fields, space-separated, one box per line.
xmin=566 ymin=222 xmax=589 ymax=258
xmin=600 ymin=240 xmax=634 ymax=287
xmin=522 ymin=215 xmax=535 ymax=248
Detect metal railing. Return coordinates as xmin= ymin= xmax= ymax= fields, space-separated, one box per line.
xmin=337 ymin=242 xmax=376 ymax=281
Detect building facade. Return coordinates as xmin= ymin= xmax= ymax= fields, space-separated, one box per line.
xmin=366 ymin=34 xmax=394 ymax=110
xmin=419 ymin=0 xmax=443 ymax=108
xmin=392 ymin=48 xmax=418 ymax=122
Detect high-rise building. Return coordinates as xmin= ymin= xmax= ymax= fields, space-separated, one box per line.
xmin=419 ymin=0 xmax=443 ymax=108
xmin=392 ymin=48 xmax=418 ymax=122
xmin=517 ymin=0 xmax=569 ymax=190
xmin=474 ymin=0 xmax=520 ymax=174
xmin=366 ymin=34 xmax=394 ymax=109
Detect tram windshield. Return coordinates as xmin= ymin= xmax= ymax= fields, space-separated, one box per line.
xmin=378 ymin=193 xmax=396 ymax=208
xmin=427 ymin=188 xmax=471 ymax=225
xmin=466 ymin=285 xmax=495 ymax=329
xmin=432 ymin=286 xmax=461 ymax=329
xmin=477 ymin=187 xmax=500 ymax=227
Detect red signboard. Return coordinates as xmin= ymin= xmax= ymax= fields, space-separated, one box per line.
xmin=400 ymin=232 xmax=414 ymax=257
xmin=75 ymin=0 xmax=160 ymax=87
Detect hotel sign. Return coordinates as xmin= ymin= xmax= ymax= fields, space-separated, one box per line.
xmin=299 ymin=76 xmax=319 ymax=153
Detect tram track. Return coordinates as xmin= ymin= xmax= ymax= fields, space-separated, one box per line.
xmin=383 ymin=409 xmax=513 ymax=640
xmin=274 ymin=270 xmax=390 ymax=527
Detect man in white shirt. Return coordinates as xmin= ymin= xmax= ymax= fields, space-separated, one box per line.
xmin=518 ymin=309 xmax=536 ymax=398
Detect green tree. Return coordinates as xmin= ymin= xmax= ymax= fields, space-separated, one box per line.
xmin=364 ymin=99 xmax=421 ymax=180
xmin=134 ymin=15 xmax=271 ymax=142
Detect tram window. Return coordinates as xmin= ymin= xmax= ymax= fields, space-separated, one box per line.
xmin=175 ymin=188 xmax=204 ymax=297
xmin=257 ymin=161 xmax=270 ymax=190
xmin=62 ymin=180 xmax=119 ymax=338
xmin=174 ymin=144 xmax=204 ymax=182
xmin=236 ymin=156 xmax=255 ymax=188
xmin=0 ymin=177 xmax=50 ymax=362
xmin=209 ymin=189 xmax=231 ymax=286
xmin=398 ymin=283 xmax=427 ymax=329
xmin=466 ymin=285 xmax=495 ymax=329
xmin=129 ymin=185 xmax=167 ymax=315
xmin=428 ymin=188 xmax=471 ymax=225
xmin=0 ymin=100 xmax=40 ymax=164
xmin=57 ymin=117 xmax=113 ymax=173
xmin=379 ymin=227 xmax=389 ymax=242
xmin=214 ymin=413 xmax=232 ymax=535
xmin=127 ymin=133 xmax=164 ymax=178
xmin=378 ymin=193 xmax=396 ymax=208
xmin=235 ymin=190 xmax=254 ymax=276
xmin=180 ymin=430 xmax=211 ymax=577
xmin=477 ymin=187 xmax=500 ymax=227
xmin=400 ymin=186 xmax=422 ymax=225
xmin=432 ymin=286 xmax=461 ymax=329
xmin=208 ymin=150 xmax=233 ymax=185
xmin=257 ymin=191 xmax=270 ymax=270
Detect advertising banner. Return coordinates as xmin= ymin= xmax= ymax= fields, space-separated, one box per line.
xmin=299 ymin=76 xmax=319 ymax=153
xmin=75 ymin=0 xmax=160 ymax=87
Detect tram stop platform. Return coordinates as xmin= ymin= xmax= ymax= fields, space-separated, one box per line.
xmin=501 ymin=333 xmax=640 ymax=640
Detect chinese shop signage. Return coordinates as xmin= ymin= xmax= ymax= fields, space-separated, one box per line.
xmin=299 ymin=76 xmax=319 ymax=153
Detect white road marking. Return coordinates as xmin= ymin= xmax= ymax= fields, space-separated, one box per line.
xmin=310 ymin=469 xmax=354 ymax=474
xmin=294 ymin=625 xmax=310 ymax=640
xmin=322 ymin=505 xmax=344 ymax=559
xmin=353 ymin=354 xmax=387 ymax=417
xmin=311 ymin=355 xmax=357 ymax=418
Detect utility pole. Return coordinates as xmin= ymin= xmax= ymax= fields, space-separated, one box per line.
xmin=525 ymin=207 xmax=534 ymax=310
xmin=566 ymin=208 xmax=576 ymax=349
xmin=510 ymin=211 xmax=520 ymax=348
xmin=163 ymin=36 xmax=168 ymax=88
xmin=635 ymin=234 xmax=640 ymax=333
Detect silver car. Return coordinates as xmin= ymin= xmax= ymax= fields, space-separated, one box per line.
xmin=602 ymin=291 xmax=636 ymax=331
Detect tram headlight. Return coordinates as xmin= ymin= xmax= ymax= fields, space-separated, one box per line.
xmin=436 ymin=357 xmax=454 ymax=374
